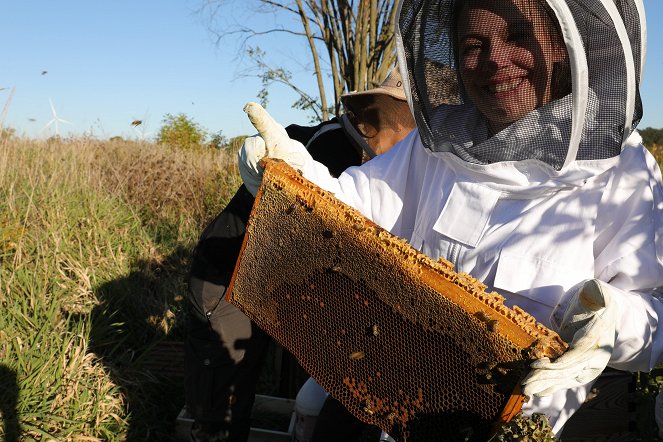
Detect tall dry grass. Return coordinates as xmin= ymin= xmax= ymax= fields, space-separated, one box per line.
xmin=647 ymin=143 xmax=663 ymax=165
xmin=0 ymin=135 xmax=242 ymax=440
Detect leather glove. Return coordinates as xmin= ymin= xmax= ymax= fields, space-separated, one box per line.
xmin=238 ymin=102 xmax=313 ymax=196
xmin=521 ymin=279 xmax=618 ymax=397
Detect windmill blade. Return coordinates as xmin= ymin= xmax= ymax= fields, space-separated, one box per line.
xmin=41 ymin=119 xmax=56 ymax=133
xmin=57 ymin=117 xmax=72 ymax=125
xmin=49 ymin=98 xmax=57 ymax=117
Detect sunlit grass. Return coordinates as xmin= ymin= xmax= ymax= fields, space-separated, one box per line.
xmin=0 ymin=136 xmax=241 ymax=440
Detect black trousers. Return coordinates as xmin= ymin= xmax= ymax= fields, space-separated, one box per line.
xmin=185 ymin=285 xmax=270 ymax=441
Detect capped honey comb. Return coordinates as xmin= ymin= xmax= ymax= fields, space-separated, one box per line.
xmin=228 ymin=159 xmax=567 ymax=441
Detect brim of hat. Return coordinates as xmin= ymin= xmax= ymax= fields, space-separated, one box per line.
xmin=341 ymin=86 xmax=406 ymax=102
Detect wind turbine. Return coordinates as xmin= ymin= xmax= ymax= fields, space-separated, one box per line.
xmin=42 ymin=98 xmax=71 ymax=136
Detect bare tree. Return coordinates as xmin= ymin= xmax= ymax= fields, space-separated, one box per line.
xmin=200 ymin=0 xmax=398 ymax=121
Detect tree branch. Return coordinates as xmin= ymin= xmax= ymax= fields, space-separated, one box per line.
xmin=295 ymin=0 xmax=329 ymax=119
xmin=201 ymin=0 xmax=398 ymax=121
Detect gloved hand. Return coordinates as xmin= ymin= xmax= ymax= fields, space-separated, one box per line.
xmin=238 ymin=102 xmax=313 ymax=196
xmin=521 ymin=279 xmax=618 ymax=397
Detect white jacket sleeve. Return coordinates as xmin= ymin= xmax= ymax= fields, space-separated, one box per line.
xmin=591 ymin=144 xmax=663 ymax=372
xmin=608 ymin=288 xmax=663 ymax=371
xmin=301 ymin=130 xmax=419 ymax=227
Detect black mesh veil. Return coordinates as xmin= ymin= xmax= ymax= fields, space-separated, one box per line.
xmin=395 ymin=0 xmax=646 ymax=171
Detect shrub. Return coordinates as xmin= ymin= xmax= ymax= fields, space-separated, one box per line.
xmin=157 ymin=113 xmax=207 ymax=150
xmin=208 ymin=131 xmax=228 ymax=149
xmin=226 ymin=135 xmax=248 ymax=155
xmin=641 ymin=127 xmax=663 ymax=148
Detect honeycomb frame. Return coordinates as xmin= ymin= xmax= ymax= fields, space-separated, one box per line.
xmin=228 ymin=159 xmax=567 ymax=441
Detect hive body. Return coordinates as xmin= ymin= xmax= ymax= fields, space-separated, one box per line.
xmin=228 ymin=159 xmax=566 ymax=441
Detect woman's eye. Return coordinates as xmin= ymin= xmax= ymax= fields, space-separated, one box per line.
xmin=461 ymin=41 xmax=482 ymax=55
xmin=508 ymin=32 xmax=530 ymax=43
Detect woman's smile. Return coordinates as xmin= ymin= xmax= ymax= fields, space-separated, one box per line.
xmin=488 ymin=77 xmax=525 ymax=95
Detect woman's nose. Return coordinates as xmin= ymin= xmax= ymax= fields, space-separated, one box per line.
xmin=481 ymin=42 xmax=510 ymax=72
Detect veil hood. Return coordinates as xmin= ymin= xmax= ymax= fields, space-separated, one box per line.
xmin=395 ymin=0 xmax=646 ymax=172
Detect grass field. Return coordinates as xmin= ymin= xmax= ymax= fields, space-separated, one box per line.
xmin=0 ymin=136 xmax=241 ymax=440
xmin=1 ymin=136 xmax=663 ymax=440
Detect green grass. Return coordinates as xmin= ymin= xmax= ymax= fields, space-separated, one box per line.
xmin=0 ymin=136 xmax=241 ymax=440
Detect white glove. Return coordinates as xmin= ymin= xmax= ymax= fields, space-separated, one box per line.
xmin=521 ymin=279 xmax=618 ymax=397
xmin=238 ymin=102 xmax=313 ymax=196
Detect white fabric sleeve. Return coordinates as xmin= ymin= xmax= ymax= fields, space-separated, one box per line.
xmin=607 ymin=287 xmax=663 ymax=371
xmin=591 ymin=143 xmax=663 ymax=372
xmin=301 ymin=154 xmax=375 ymax=219
xmin=301 ymin=130 xmax=420 ymax=227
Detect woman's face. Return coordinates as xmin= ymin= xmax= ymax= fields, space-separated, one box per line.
xmin=457 ymin=0 xmax=567 ymax=134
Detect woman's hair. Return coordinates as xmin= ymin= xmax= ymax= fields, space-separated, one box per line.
xmin=534 ymin=0 xmax=572 ymax=99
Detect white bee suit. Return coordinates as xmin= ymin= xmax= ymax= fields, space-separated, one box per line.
xmin=302 ymin=125 xmax=663 ymax=433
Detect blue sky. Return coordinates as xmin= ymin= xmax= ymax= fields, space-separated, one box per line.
xmin=1 ymin=1 xmax=662 ymax=140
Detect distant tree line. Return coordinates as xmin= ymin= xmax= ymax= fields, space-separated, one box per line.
xmin=640 ymin=127 xmax=663 ymax=147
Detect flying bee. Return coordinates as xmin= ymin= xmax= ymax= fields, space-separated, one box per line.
xmin=131 ymin=119 xmax=143 ymax=127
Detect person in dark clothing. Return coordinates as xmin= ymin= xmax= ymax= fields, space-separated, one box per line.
xmin=185 ymin=66 xmax=415 ymax=442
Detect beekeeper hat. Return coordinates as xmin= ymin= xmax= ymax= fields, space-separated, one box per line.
xmin=341 ymin=65 xmax=407 ymax=103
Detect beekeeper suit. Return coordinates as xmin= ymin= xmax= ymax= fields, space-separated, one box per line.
xmin=239 ymin=0 xmax=663 ymax=435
